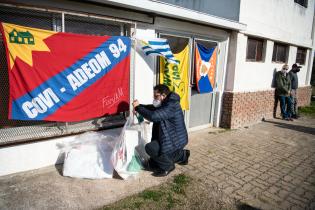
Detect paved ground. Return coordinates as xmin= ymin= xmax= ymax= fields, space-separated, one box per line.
xmin=0 ymin=117 xmax=314 ymax=210
xmin=183 ymin=117 xmax=315 ymax=210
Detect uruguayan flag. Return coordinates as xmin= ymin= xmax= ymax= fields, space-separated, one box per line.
xmin=138 ymin=38 xmax=179 ymax=65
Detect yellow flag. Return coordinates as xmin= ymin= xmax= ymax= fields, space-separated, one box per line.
xmin=160 ymin=45 xmax=189 ymax=110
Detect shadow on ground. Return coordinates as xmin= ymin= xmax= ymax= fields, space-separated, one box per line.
xmin=263 ymin=119 xmax=315 ymax=136
xmin=236 ymin=202 xmax=261 ymax=210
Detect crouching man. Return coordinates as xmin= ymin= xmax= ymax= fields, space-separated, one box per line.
xmin=132 ymin=84 xmax=190 ymax=177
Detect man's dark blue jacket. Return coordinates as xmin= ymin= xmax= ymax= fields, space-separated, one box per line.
xmin=135 ymin=92 xmax=188 ymax=155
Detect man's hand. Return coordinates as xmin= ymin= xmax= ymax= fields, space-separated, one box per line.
xmin=132 ymin=99 xmax=139 ymax=108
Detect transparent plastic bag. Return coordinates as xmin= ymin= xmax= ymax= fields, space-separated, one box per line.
xmin=133 ymin=121 xmax=151 ymax=166
xmin=61 ymin=131 xmax=116 ymax=179
xmin=111 ymin=116 xmax=152 ymax=179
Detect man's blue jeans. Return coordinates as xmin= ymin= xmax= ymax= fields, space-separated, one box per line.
xmin=279 ymin=95 xmax=292 ymax=119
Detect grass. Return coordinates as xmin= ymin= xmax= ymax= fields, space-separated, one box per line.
xmin=171 ymin=174 xmax=190 ymax=194
xmin=298 ymin=100 xmax=315 ymax=117
xmin=102 ymin=174 xmax=191 ymax=210
xmin=101 ymin=173 xmax=239 ymax=210
xmin=139 ymin=190 xmax=164 ymax=201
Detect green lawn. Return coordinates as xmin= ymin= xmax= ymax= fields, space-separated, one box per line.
xmin=299 ymin=100 xmax=315 ymax=117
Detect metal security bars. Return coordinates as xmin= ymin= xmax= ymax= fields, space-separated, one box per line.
xmin=0 ymin=4 xmax=133 ymax=146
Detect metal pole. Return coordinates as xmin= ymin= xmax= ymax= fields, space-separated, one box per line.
xmin=130 ymin=22 xmax=137 ymax=122
xmin=61 ymin=12 xmax=65 ymax=32
xmin=61 ymin=12 xmax=69 ymax=133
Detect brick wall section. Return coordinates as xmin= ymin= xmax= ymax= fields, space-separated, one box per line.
xmin=220 ymin=86 xmax=312 ymax=129
xmin=297 ymin=86 xmax=312 ymax=106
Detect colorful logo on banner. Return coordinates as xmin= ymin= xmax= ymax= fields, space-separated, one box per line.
xmin=195 ymin=43 xmax=217 ymax=93
xmin=0 ymin=22 xmax=130 ymax=122
xmin=160 ymin=45 xmax=189 ymax=110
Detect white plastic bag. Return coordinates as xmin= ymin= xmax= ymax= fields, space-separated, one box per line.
xmin=134 ymin=121 xmax=152 ymax=164
xmin=111 ymin=117 xmax=147 ymax=179
xmin=62 ymin=131 xmax=116 ymax=179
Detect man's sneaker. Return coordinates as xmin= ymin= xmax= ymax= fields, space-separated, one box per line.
xmin=152 ymin=166 xmax=175 ymax=177
xmin=178 ymin=150 xmax=190 ymax=165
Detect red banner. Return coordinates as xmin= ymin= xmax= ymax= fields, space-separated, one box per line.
xmin=0 ymin=22 xmax=130 ymax=122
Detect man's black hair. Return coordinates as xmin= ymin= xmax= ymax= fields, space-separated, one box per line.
xmin=154 ymin=84 xmax=170 ymax=95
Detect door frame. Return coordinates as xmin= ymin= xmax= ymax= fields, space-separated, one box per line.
xmin=156 ymin=30 xmax=221 ymax=129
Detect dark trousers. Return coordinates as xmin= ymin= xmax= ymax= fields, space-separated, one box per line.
xmin=279 ymin=95 xmax=293 ymax=119
xmin=145 ymin=141 xmax=186 ymax=171
xmin=290 ymin=89 xmax=298 ymax=116
xmin=273 ymin=93 xmax=280 ymax=118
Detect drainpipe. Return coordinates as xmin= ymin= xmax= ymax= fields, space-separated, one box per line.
xmin=305 ymin=15 xmax=315 ymax=86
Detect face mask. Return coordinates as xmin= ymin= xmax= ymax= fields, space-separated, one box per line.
xmin=281 ymin=69 xmax=287 ymax=74
xmin=153 ymin=99 xmax=161 ymax=107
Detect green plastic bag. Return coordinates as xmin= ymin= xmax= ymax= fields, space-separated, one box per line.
xmin=127 ymin=155 xmax=142 ymax=172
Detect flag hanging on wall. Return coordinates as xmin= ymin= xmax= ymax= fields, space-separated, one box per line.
xmin=160 ymin=45 xmax=189 ymax=110
xmin=0 ymin=22 xmax=130 ymax=122
xmin=138 ymin=37 xmax=179 ymax=65
xmin=195 ymin=43 xmax=217 ymax=93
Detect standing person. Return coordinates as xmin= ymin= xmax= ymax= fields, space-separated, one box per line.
xmin=289 ymin=63 xmax=301 ymax=119
xmin=275 ymin=64 xmax=293 ymax=121
xmin=272 ymin=68 xmax=282 ymax=118
xmin=132 ymin=84 xmax=190 ymax=177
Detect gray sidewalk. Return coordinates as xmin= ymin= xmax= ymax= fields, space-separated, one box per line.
xmin=0 ymin=117 xmax=315 ymax=210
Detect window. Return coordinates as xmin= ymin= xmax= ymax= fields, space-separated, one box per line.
xmin=294 ymin=0 xmax=308 ymax=7
xmin=296 ymin=47 xmax=307 ymax=65
xmin=246 ymin=37 xmax=264 ymax=62
xmin=272 ymin=43 xmax=288 ymax=63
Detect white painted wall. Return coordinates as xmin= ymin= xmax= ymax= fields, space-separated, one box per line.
xmin=227 ymin=0 xmax=315 ymax=92
xmin=133 ymin=25 xmax=156 ymax=104
xmin=232 ymin=34 xmax=311 ymax=92
xmin=239 ymin=0 xmax=314 ymax=47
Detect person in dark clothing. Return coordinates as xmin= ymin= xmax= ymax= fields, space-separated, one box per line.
xmin=275 ymin=64 xmax=293 ymax=121
xmin=289 ymin=63 xmax=301 ymax=119
xmin=132 ymin=84 xmax=190 ymax=177
xmin=272 ymin=68 xmax=282 ymax=118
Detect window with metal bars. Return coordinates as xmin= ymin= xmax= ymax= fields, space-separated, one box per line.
xmin=272 ymin=42 xmax=288 ymax=63
xmin=246 ymin=37 xmax=264 ymax=62
xmin=296 ymin=47 xmax=307 ymax=65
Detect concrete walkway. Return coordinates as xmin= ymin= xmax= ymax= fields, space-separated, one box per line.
xmin=0 ymin=117 xmax=314 ymax=210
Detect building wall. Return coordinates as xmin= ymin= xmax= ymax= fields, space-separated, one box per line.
xmin=233 ymin=34 xmax=311 ymax=92
xmin=220 ymin=86 xmax=312 ymax=128
xmin=157 ymin=0 xmax=240 ymax=21
xmin=232 ymin=0 xmax=315 ymax=92
xmin=239 ymin=0 xmax=314 ymax=47
xmin=222 ymin=0 xmax=314 ymax=128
